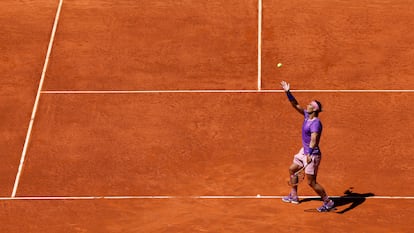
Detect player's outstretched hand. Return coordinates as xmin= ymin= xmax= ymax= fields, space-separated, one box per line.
xmin=280 ymin=80 xmax=290 ymax=92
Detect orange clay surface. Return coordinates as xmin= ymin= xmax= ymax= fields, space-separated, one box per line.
xmin=1 ymin=0 xmax=414 ymax=232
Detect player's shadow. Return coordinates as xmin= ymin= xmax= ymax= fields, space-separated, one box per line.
xmin=300 ymin=188 xmax=375 ymax=214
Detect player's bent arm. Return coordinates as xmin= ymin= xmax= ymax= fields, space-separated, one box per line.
xmin=305 ymin=133 xmax=319 ymax=162
xmin=308 ymin=132 xmax=320 ymax=153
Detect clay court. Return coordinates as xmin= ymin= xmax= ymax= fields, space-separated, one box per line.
xmin=1 ymin=0 xmax=413 ymax=232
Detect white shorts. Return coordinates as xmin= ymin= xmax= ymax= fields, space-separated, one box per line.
xmin=293 ymin=148 xmax=321 ymax=175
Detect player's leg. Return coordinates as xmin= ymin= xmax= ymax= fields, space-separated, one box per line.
xmin=282 ymin=149 xmax=305 ymax=204
xmin=305 ymin=155 xmax=334 ymax=211
xmin=288 ymin=162 xmax=301 ymax=186
xmin=282 ymin=162 xmax=301 ymax=204
xmin=307 ymin=175 xmax=334 ymax=211
xmin=307 ymin=174 xmax=328 ymax=200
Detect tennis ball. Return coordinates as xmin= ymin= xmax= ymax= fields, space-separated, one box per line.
xmin=277 ymin=63 xmax=282 ymax=68
xmin=256 ymin=194 xmax=261 ymax=197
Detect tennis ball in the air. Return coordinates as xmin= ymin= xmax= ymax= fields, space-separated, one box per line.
xmin=277 ymin=63 xmax=282 ymax=68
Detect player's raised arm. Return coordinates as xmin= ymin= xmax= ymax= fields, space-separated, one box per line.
xmin=280 ymin=81 xmax=304 ymax=115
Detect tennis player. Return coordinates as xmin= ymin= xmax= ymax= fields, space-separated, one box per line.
xmin=280 ymin=81 xmax=334 ymax=212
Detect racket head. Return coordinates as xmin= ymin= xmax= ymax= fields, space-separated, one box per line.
xmin=287 ymin=168 xmax=305 ymax=186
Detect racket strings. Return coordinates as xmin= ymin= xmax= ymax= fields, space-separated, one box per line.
xmin=288 ymin=169 xmax=305 ymax=186
xmin=287 ymin=159 xmax=312 ymax=186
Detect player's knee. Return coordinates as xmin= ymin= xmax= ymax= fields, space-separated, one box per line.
xmin=289 ymin=164 xmax=299 ymax=174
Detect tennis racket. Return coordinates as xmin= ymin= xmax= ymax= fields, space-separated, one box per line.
xmin=287 ymin=159 xmax=312 ymax=186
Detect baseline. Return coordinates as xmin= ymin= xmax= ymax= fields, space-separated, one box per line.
xmin=41 ymin=89 xmax=414 ymax=94
xmin=1 ymin=195 xmax=413 ymax=201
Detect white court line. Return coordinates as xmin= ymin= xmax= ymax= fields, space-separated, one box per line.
xmin=1 ymin=195 xmax=413 ymax=201
xmin=41 ymin=89 xmax=414 ymax=94
xmin=257 ymin=0 xmax=262 ymax=90
xmin=11 ymin=0 xmax=64 ymax=198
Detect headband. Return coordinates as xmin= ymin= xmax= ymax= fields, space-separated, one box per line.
xmin=311 ymin=101 xmax=320 ymax=112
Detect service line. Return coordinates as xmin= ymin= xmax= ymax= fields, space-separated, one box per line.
xmin=257 ymin=0 xmax=263 ymax=90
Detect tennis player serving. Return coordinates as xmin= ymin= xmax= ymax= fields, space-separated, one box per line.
xmin=280 ymin=81 xmax=335 ymax=212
